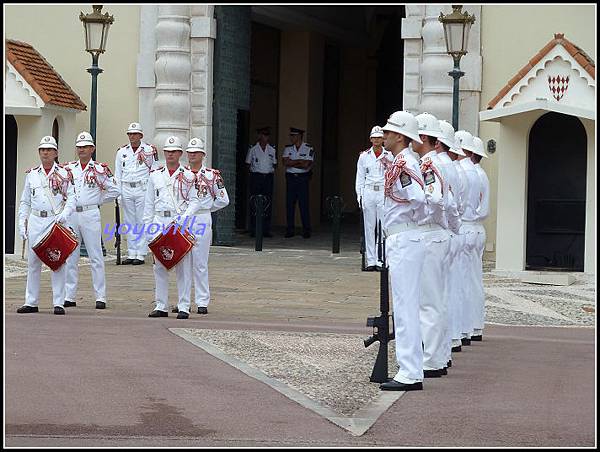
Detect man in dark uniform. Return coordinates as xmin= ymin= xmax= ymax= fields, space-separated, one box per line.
xmin=246 ymin=127 xmax=277 ymax=237
xmin=282 ymin=127 xmax=314 ymax=238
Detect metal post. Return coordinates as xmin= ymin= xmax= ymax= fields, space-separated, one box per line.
xmin=449 ymin=55 xmax=465 ymax=130
xmin=82 ymin=52 xmax=106 ymax=257
xmin=326 ymin=195 xmax=343 ymax=254
xmin=254 ymin=195 xmax=265 ymax=252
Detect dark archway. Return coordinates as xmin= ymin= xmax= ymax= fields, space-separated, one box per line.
xmin=6 ymin=115 xmax=18 ymax=254
xmin=526 ymin=112 xmax=587 ymax=271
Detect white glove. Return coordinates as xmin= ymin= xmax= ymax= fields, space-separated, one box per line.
xmin=357 ymin=197 xmax=362 ymax=208
xmin=56 ymin=213 xmax=68 ymax=224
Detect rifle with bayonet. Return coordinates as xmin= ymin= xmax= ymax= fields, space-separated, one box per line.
xmin=363 ymin=219 xmax=394 ymax=383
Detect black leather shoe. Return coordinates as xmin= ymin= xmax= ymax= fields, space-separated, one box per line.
xmin=471 ymin=335 xmax=482 ymax=342
xmin=284 ymin=231 xmax=295 ymax=238
xmin=447 ymin=360 xmax=452 ymax=368
xmin=380 ymin=380 xmax=423 ymax=391
xmin=424 ymin=369 xmax=443 ymax=378
xmin=54 ymin=306 xmax=66 ymax=315
xmin=364 ymin=266 xmax=377 ymax=272
xmin=452 ymin=345 xmax=462 ymax=352
xmin=176 ymin=311 xmax=189 ymax=319
xmin=441 ymin=367 xmax=448 ymax=375
xmin=171 ymin=307 xmax=179 ymax=313
xmin=122 ymin=258 xmax=134 ymax=265
xmin=148 ymin=310 xmax=168 ymax=318
xmin=461 ymin=338 xmax=472 ymax=346
xmin=64 ymin=300 xmax=77 ymax=308
xmin=95 ymin=301 xmax=106 ymax=310
xmin=197 ymin=307 xmax=208 ymax=315
xmin=132 ymin=259 xmax=144 ymax=265
xmin=17 ymin=305 xmax=39 ymax=314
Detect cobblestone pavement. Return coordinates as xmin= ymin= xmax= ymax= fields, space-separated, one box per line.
xmin=5 ymin=231 xmax=595 ymax=328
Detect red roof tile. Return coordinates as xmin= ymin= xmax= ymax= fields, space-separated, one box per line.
xmin=487 ymin=33 xmax=595 ymax=109
xmin=6 ymin=39 xmax=86 ymax=111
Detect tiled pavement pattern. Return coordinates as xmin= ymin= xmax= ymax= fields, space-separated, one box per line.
xmin=5 ymin=235 xmax=595 ymax=328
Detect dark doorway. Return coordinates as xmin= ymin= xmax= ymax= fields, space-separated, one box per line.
xmin=526 ymin=112 xmax=587 ymax=271
xmin=374 ymin=6 xmax=405 ymax=127
xmin=6 ymin=115 xmax=18 ymax=254
xmin=243 ymin=22 xmax=281 ymax=231
xmin=235 ymin=109 xmax=251 ymax=230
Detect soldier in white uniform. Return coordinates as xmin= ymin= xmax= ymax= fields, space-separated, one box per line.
xmin=143 ymin=136 xmax=206 ymax=319
xmin=246 ymin=126 xmax=277 ymax=237
xmin=436 ymin=120 xmax=467 ymax=357
xmin=114 ymin=122 xmax=159 ymax=265
xmin=63 ymin=132 xmax=120 ymax=310
xmin=471 ymin=136 xmax=490 ymax=341
xmin=454 ymin=130 xmax=483 ymax=345
xmin=355 ymin=125 xmax=394 ymax=271
xmin=378 ymin=111 xmax=427 ymax=392
xmin=171 ymin=138 xmax=230 ymax=315
xmin=17 ymin=136 xmax=76 ymax=315
xmin=414 ymin=113 xmax=452 ymax=378
xmin=282 ymin=127 xmax=314 ymax=238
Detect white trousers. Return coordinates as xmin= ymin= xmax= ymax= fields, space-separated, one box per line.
xmin=447 ymin=233 xmax=465 ymax=342
xmin=25 ymin=216 xmax=66 ymax=307
xmin=190 ymin=213 xmax=212 ymax=308
xmin=362 ymin=188 xmax=385 ymax=267
xmin=121 ymin=183 xmax=147 ymax=260
xmin=420 ymin=228 xmax=451 ymax=371
xmin=459 ymin=225 xmax=479 ymax=337
xmin=386 ymin=228 xmax=425 ymax=384
xmin=473 ymin=225 xmax=487 ymax=332
xmin=65 ymin=209 xmax=106 ymax=302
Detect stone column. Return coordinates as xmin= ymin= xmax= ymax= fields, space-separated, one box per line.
xmin=153 ymin=5 xmax=191 ymax=150
xmin=401 ymin=5 xmax=425 ymax=114
xmin=190 ymin=5 xmax=217 ymax=165
xmin=420 ymin=5 xmax=453 ymax=121
xmin=138 ymin=5 xmax=158 ymax=143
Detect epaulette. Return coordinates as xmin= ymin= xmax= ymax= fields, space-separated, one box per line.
xmin=305 ymin=143 xmax=312 ymax=148
xmin=25 ymin=165 xmax=39 ymax=174
xmin=150 ymin=165 xmax=164 ymax=173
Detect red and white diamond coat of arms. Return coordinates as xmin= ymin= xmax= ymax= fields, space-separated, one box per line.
xmin=548 ymin=75 xmax=569 ymax=101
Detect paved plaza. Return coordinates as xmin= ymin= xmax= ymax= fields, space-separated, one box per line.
xmin=4 ymin=230 xmax=596 ymax=447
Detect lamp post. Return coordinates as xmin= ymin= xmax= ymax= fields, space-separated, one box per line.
xmin=79 ymin=5 xmax=114 ymax=257
xmin=439 ymin=5 xmax=475 ymax=130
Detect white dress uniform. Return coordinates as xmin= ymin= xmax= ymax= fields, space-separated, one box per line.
xmin=453 ymin=158 xmax=471 ymax=340
xmin=355 ymin=138 xmax=393 ymax=268
xmin=192 ymin=163 xmax=230 ymax=309
xmin=18 ymin=154 xmax=76 ymax=309
xmin=283 ymin=139 xmax=314 ymax=235
xmin=115 ymin=126 xmax=159 ymax=261
xmin=64 ymin=154 xmax=120 ymax=306
xmin=455 ymin=131 xmax=483 ymax=339
xmin=418 ymin=149 xmax=451 ymax=372
xmin=246 ymin=142 xmax=277 ymax=173
xmin=143 ymin=147 xmax=205 ymax=315
xmin=381 ymin=112 xmax=427 ymax=386
xmin=472 ymin=137 xmax=490 ymax=337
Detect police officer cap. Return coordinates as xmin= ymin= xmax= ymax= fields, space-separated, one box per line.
xmin=289 ymin=127 xmax=305 ymax=135
xmin=256 ymin=126 xmax=271 ymax=135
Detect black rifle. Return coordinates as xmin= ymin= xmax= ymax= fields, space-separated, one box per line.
xmin=363 ymin=220 xmax=394 ymax=383
xmin=115 ymin=199 xmax=122 ymax=265
xmin=359 ymin=199 xmax=366 ymax=271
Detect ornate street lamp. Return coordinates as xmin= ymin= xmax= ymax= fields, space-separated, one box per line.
xmin=80 ymin=4 xmax=114 ymax=151
xmin=79 ymin=5 xmax=114 ymax=258
xmin=439 ymin=5 xmax=475 ymax=129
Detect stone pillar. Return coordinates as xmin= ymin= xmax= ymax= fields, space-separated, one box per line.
xmin=138 ymin=5 xmax=158 ymax=144
xmin=402 ymin=5 xmax=425 ymax=114
xmin=420 ymin=5 xmax=453 ymax=121
xmin=190 ymin=5 xmax=217 ymax=165
xmin=153 ymin=5 xmax=191 ymax=150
